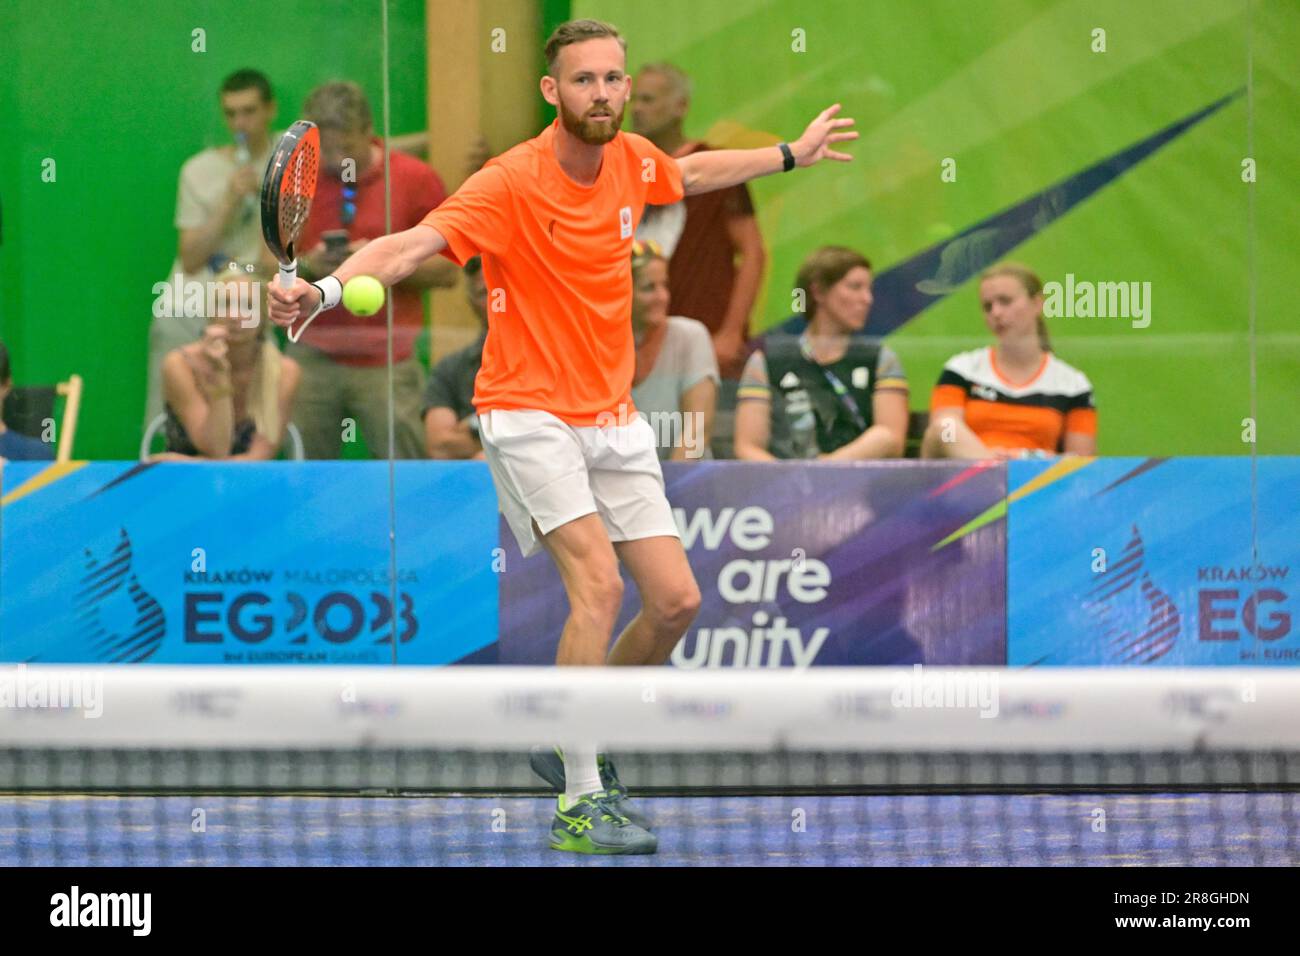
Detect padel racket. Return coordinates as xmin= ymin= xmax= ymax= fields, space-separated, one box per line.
xmin=260 ymin=120 xmax=320 ymax=343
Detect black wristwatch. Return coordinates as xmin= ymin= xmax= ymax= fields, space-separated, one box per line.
xmin=778 ymin=142 xmax=796 ymax=172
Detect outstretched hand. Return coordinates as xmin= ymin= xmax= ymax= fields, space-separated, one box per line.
xmin=792 ymin=104 xmax=858 ymax=167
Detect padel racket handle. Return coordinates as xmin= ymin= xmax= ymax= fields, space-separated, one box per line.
xmin=284 ymin=270 xmax=339 ymax=345
xmin=280 ymin=259 xmax=315 ymax=343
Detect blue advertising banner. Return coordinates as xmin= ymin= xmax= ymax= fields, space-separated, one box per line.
xmin=1008 ymin=457 xmax=1300 ymax=665
xmin=13 ymin=457 xmax=1295 ymax=668
xmin=0 ymin=462 xmax=499 ymax=664
xmin=2 ymin=460 xmax=1009 ymax=667
xmin=490 ymin=461 xmax=1008 ymax=667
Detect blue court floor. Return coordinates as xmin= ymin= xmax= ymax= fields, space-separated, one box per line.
xmin=2 ymin=793 xmax=1295 ymax=866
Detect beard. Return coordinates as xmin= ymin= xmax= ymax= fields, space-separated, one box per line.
xmin=557 ymin=97 xmax=624 ymax=145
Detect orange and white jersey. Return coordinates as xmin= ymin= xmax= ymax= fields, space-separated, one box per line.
xmin=930 ymin=347 xmax=1096 ymax=452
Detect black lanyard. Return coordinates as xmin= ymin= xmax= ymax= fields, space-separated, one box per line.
xmin=799 ymin=334 xmax=869 ymax=433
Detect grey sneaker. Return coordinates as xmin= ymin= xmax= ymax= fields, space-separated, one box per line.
xmin=549 ymin=791 xmax=657 ymax=855
xmin=528 ymin=746 xmax=653 ymax=830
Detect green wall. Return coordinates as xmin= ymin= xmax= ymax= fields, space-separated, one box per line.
xmin=0 ymin=0 xmax=427 ymax=459
xmin=4 ymin=0 xmax=1296 ymax=458
xmin=577 ymin=0 xmax=1299 ymax=455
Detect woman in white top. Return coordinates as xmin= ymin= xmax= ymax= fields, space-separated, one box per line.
xmin=153 ymin=271 xmax=300 ymax=461
xmin=628 ymin=240 xmax=720 ymax=461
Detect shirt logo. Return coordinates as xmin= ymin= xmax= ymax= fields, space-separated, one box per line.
xmin=972 ymin=384 xmax=999 ymax=401
xmin=619 ymin=206 xmax=633 ymax=240
xmin=851 ymin=366 xmax=869 ymax=389
xmin=779 ymin=371 xmax=801 ymax=389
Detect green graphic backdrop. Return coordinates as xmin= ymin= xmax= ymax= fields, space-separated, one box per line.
xmin=577 ymin=0 xmax=1299 ymax=455
xmin=1 ymin=1 xmax=1295 ymax=457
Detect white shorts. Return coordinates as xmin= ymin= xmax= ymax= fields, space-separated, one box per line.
xmin=478 ymin=408 xmax=681 ymax=558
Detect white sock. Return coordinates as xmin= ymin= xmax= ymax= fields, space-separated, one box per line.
xmin=562 ymin=744 xmax=602 ymax=805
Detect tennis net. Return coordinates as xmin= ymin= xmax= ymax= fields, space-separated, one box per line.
xmin=2 ymin=665 xmax=1297 ymax=866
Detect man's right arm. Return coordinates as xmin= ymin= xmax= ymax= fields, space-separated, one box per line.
xmin=267 ymin=224 xmax=448 ymax=326
xmin=336 ymin=225 xmax=448 ymax=287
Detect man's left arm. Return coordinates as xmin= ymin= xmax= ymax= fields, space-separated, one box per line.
xmin=676 ymin=104 xmax=857 ymax=196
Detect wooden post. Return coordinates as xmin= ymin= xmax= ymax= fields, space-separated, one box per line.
xmin=426 ymin=0 xmax=542 ymax=363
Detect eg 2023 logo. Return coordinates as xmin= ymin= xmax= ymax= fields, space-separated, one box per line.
xmin=184 ymin=590 xmax=418 ymax=646
xmin=1197 ymin=564 xmax=1292 ymax=659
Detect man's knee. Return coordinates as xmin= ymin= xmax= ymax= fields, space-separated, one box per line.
xmin=570 ymin=567 xmax=624 ymax=624
xmin=650 ymin=578 xmax=702 ymax=630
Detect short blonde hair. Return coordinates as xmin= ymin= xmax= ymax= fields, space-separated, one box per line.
xmin=544 ymin=19 xmax=626 ymax=76
xmin=631 ymin=238 xmax=666 ymax=275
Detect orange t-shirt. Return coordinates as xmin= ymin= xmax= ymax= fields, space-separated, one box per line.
xmin=421 ymin=120 xmax=684 ymax=426
xmin=930 ymin=347 xmax=1097 ymax=451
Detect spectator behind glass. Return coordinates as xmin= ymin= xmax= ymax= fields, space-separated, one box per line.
xmin=289 ymin=81 xmax=457 ymax=460
xmin=0 ymin=339 xmax=55 ymax=462
xmin=145 ymin=69 xmax=281 ymax=431
xmin=922 ymin=262 xmax=1097 ymax=459
xmin=628 ymin=240 xmax=719 ymax=461
xmin=631 ymin=63 xmax=766 ymax=381
xmin=423 ymin=257 xmax=489 ymax=460
xmin=734 ymin=246 xmax=909 ymax=461
xmin=152 ymin=271 xmax=301 ymax=461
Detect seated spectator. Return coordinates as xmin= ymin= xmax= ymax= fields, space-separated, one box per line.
xmin=734 ymin=246 xmax=908 ymax=460
xmin=0 ymin=339 xmax=55 ymax=462
xmin=152 ymin=273 xmax=301 ymax=461
xmin=922 ymin=262 xmax=1096 ymax=459
xmin=628 ymin=240 xmax=719 ymax=461
xmin=146 ymin=68 xmax=281 ymax=431
xmin=423 ymin=257 xmax=489 ymax=460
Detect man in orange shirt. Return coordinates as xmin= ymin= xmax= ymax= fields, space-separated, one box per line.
xmin=269 ymin=18 xmax=856 ymax=855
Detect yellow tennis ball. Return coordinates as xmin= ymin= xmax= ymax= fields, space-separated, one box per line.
xmin=343 ymin=276 xmax=385 ymax=316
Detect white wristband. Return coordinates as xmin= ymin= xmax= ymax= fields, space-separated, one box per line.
xmin=311 ymin=275 xmax=343 ymax=311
